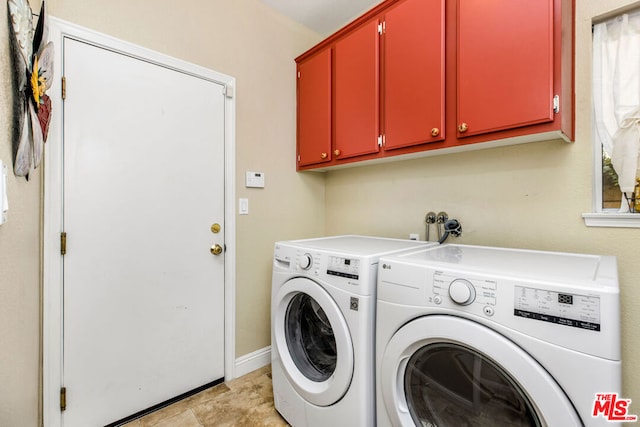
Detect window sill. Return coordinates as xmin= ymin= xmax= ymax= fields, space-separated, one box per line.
xmin=582 ymin=213 xmax=640 ymax=228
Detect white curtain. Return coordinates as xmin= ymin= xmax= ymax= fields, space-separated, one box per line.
xmin=593 ymin=11 xmax=640 ymax=211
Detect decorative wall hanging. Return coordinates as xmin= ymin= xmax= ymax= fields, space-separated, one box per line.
xmin=7 ymin=0 xmax=53 ymax=179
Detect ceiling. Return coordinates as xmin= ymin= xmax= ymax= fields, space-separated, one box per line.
xmin=261 ymin=0 xmax=384 ymax=36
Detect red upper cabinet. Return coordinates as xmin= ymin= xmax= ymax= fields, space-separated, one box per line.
xmin=334 ymin=19 xmax=381 ymax=160
xmin=456 ymin=0 xmax=554 ymax=138
xmin=295 ymin=0 xmax=573 ymax=171
xmin=383 ymin=0 xmax=445 ymax=150
xmin=297 ymin=48 xmax=332 ymax=167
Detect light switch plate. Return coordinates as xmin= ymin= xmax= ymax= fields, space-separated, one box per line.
xmin=245 ymin=171 xmax=265 ymax=188
xmin=239 ymin=198 xmax=249 ymax=215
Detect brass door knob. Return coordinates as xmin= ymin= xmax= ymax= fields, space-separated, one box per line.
xmin=334 ymin=149 xmax=341 ymax=157
xmin=431 ymin=128 xmax=440 ymax=137
xmin=210 ymin=244 xmax=223 ymax=256
xmin=320 ymin=152 xmax=328 ymax=159
xmin=458 ymin=123 xmax=469 ymax=133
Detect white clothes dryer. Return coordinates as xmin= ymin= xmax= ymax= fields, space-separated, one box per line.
xmin=376 ymin=244 xmax=621 ymax=427
xmin=271 ymin=236 xmax=436 ymax=427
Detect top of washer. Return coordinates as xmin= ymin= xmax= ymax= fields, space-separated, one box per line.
xmin=392 ymin=244 xmax=617 ymax=285
xmin=281 ymin=235 xmax=433 ymax=257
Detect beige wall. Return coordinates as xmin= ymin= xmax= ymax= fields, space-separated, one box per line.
xmin=324 ymin=0 xmax=640 ymax=407
xmin=0 ymin=0 xmax=324 ymax=424
xmin=0 ymin=3 xmax=42 ymax=426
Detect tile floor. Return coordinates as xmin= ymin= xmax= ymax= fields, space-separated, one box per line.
xmin=122 ymin=365 xmax=290 ymax=427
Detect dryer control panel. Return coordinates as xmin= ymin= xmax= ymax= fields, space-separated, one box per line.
xmin=432 ymin=272 xmax=497 ymax=316
xmin=377 ymin=243 xmax=620 ymax=361
xmin=514 ymin=286 xmax=601 ymax=331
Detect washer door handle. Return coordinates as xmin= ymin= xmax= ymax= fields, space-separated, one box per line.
xmin=397 ymin=356 xmax=410 ymax=414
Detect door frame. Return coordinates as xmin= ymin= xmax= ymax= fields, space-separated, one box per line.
xmin=42 ymin=17 xmax=237 ymax=426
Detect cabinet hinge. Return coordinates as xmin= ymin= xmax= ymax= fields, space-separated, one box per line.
xmin=60 ymin=232 xmax=67 ymax=255
xmin=378 ymin=22 xmax=383 ymax=35
xmin=60 ymin=387 xmax=67 ymax=411
xmin=61 ymin=76 xmax=66 ymax=100
xmin=553 ymin=94 xmax=560 ymax=114
xmin=378 ymin=135 xmax=383 ymax=147
xmin=297 ymin=71 xmax=301 ymax=79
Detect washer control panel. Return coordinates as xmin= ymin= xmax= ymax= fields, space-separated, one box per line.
xmin=448 ymin=279 xmax=476 ymax=305
xmin=432 ymin=272 xmax=497 ymax=315
xmin=298 ymin=253 xmax=313 ymax=270
xmin=514 ymin=286 xmax=601 ymax=331
xmin=290 ymin=251 xmax=362 ymax=281
xmin=327 ymin=256 xmax=360 ymax=280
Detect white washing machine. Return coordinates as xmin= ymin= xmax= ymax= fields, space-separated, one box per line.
xmin=376 ymin=244 xmax=621 ymax=427
xmin=271 ymin=236 xmax=436 ymax=427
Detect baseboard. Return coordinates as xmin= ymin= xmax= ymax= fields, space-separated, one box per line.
xmin=234 ymin=346 xmax=271 ymax=378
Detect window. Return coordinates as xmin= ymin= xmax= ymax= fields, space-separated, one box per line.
xmin=584 ymin=8 xmax=640 ymax=227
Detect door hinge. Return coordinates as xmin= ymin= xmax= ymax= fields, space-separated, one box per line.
xmin=553 ymin=94 xmax=560 ymax=114
xmin=61 ymin=76 xmax=66 ymax=100
xmin=297 ymin=71 xmax=301 ymax=79
xmin=378 ymin=135 xmax=383 ymax=147
xmin=60 ymin=387 xmax=67 ymax=411
xmin=224 ymin=85 xmax=234 ymax=98
xmin=60 ymin=232 xmax=67 ymax=255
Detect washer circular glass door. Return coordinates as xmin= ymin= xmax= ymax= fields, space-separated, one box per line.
xmin=380 ymin=316 xmax=582 ymax=427
xmin=274 ymin=277 xmax=354 ymax=407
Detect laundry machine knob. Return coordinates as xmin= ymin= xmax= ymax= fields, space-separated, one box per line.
xmin=298 ymin=254 xmax=313 ymax=270
xmin=448 ymin=279 xmax=476 ymax=305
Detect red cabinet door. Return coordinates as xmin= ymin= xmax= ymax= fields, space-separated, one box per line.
xmin=297 ymin=48 xmax=332 ymax=167
xmin=383 ymin=0 xmax=445 ymax=150
xmin=335 ymin=19 xmax=380 ymax=160
xmin=457 ymin=0 xmax=554 ymax=138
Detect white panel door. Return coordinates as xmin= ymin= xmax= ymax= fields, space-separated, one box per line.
xmin=62 ymin=38 xmax=225 ymax=426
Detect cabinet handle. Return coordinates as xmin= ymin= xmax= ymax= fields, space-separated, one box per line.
xmin=431 ymin=128 xmax=440 ymax=137
xmin=320 ymin=152 xmax=328 ymax=159
xmin=334 ymin=149 xmax=341 ymax=157
xmin=458 ymin=123 xmax=469 ymax=133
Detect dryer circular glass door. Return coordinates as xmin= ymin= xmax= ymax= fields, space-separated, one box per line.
xmin=274 ymin=277 xmax=354 ymax=407
xmin=380 ymin=316 xmax=582 ymax=427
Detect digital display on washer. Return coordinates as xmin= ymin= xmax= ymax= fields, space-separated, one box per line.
xmin=558 ymin=293 xmax=573 ymax=305
xmin=326 ymin=256 xmax=360 ymax=280
xmin=514 ymin=286 xmax=600 ymax=331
